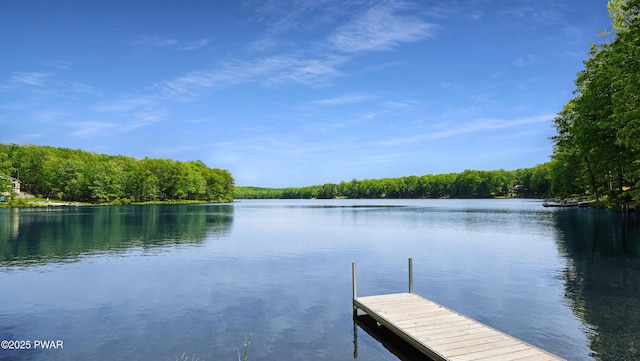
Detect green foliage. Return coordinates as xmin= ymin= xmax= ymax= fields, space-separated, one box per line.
xmin=0 ymin=144 xmax=234 ymax=204
xmin=0 ymin=146 xmax=15 ymax=177
xmin=551 ymin=0 xmax=640 ymax=208
xmin=235 ymin=167 xmax=551 ymax=200
xmin=608 ymin=0 xmax=640 ymax=32
xmin=0 ymin=178 xmax=12 ymax=197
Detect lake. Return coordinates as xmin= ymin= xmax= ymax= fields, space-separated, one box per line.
xmin=1 ymin=199 xmax=639 ymax=361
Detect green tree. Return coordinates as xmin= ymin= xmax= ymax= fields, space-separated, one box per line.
xmin=452 ymin=170 xmax=477 ymax=197
xmin=608 ymin=0 xmax=639 ymax=32
xmin=550 ymin=0 xmax=640 ymax=207
xmin=0 ymin=177 xmax=13 ymax=197
xmin=0 ymin=145 xmax=15 ymax=177
xmin=0 ymin=144 xmax=234 ymax=204
xmin=529 ymin=163 xmax=552 ymax=198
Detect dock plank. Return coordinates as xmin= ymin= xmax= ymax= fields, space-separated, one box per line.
xmin=353 ymin=293 xmax=564 ymax=361
xmin=429 ymin=333 xmax=513 ymax=350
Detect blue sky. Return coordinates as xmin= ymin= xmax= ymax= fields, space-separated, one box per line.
xmin=1 ymin=0 xmax=611 ymax=187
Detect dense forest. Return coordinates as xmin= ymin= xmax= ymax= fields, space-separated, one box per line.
xmin=234 ymin=165 xmax=553 ymax=199
xmin=550 ymin=0 xmax=640 ymax=209
xmin=0 ymin=144 xmax=234 ymax=204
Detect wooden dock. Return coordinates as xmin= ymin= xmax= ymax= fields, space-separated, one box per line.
xmin=352 ymin=259 xmax=565 ymax=361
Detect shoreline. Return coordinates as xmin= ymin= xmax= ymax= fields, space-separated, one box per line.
xmin=0 ymin=199 xmax=232 ymax=208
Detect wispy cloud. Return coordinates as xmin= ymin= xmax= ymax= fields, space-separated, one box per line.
xmin=512 ymin=54 xmax=541 ymax=67
xmin=345 ymin=151 xmax=413 ymax=165
xmin=96 ymin=97 xmax=156 ymax=113
xmin=312 ymin=93 xmax=376 ymax=105
xmin=11 ymin=72 xmax=53 ymax=86
xmin=467 ymin=11 xmax=484 ymax=20
xmin=132 ymin=2 xmax=435 ymax=102
xmin=154 ymin=54 xmax=345 ymax=100
xmin=179 ymin=39 xmax=211 ymax=51
xmin=131 ymin=35 xmax=211 ymax=51
xmin=67 ymin=82 xmax=101 ymax=95
xmin=301 ymin=96 xmax=424 ymax=135
xmin=69 ymin=121 xmax=119 ymax=137
xmin=499 ymin=5 xmax=536 ymax=19
xmin=245 ymin=36 xmax=284 ymax=53
xmin=328 ymin=1 xmax=435 ymax=53
xmin=5 ymin=69 xmax=100 ymax=99
xmin=375 ymin=114 xmax=554 ymax=146
xmin=561 ymin=50 xmax=582 ymax=58
xmin=249 ymin=0 xmax=436 ymax=57
xmin=69 ymin=109 xmax=163 ymax=137
xmin=249 ymin=0 xmax=360 ymax=33
xmin=34 ymin=110 xmax=67 ymax=122
xmin=96 ymin=56 xmax=323 ymax=122
xmin=498 ymin=3 xmax=569 ymax=28
xmin=95 ymin=0 xmax=437 ymax=130
xmin=215 ymin=133 xmax=350 ymax=159
xmin=2 ymin=133 xmax=44 ymax=143
xmin=41 ymin=60 xmax=73 ymax=69
xmin=118 ymin=110 xmax=165 ymax=132
xmin=131 ymin=35 xmax=178 ymax=48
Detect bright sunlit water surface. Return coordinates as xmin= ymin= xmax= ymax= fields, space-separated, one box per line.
xmin=1 ymin=199 xmax=639 ymax=361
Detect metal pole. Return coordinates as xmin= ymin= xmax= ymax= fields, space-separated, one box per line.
xmin=352 ymin=262 xmax=357 ymax=301
xmin=408 ymin=258 xmax=413 ymax=293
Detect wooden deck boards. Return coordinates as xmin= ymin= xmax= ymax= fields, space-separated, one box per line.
xmin=353 ymin=293 xmax=564 ymax=361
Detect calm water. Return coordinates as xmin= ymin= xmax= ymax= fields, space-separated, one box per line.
xmin=0 ymin=199 xmax=639 ymax=361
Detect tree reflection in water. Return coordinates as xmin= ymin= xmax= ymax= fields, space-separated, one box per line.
xmin=554 ymin=209 xmax=640 ymax=360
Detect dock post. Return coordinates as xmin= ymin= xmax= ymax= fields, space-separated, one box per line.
xmin=408 ymin=258 xmax=413 ymax=294
xmin=352 ymin=262 xmax=357 ymax=301
xmin=351 ymin=262 xmax=359 ymax=359
xmin=353 ymin=316 xmax=358 ymax=359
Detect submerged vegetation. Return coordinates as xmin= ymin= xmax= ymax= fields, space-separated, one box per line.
xmin=0 ymin=144 xmax=234 ymax=204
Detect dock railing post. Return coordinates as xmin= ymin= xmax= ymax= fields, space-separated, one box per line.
xmin=408 ymin=258 xmax=413 ymax=294
xmin=352 ymin=262 xmax=357 ymax=301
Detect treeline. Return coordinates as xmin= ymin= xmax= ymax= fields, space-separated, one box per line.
xmin=234 ymin=166 xmax=552 ymax=199
xmin=0 ymin=144 xmax=234 ymax=204
xmin=550 ymin=0 xmax=640 ymax=208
